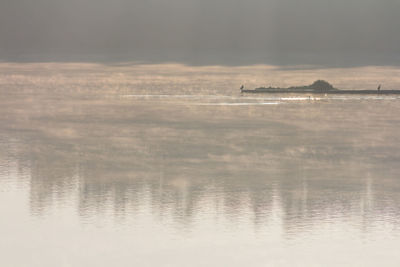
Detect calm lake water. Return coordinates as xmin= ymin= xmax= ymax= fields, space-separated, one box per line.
xmin=1 ymin=63 xmax=400 ymax=266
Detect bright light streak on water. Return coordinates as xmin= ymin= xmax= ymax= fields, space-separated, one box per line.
xmin=194 ymin=102 xmax=280 ymax=106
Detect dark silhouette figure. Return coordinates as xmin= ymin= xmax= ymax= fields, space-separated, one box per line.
xmin=377 ymin=84 xmax=381 ymax=93
xmin=240 ymin=85 xmax=244 ymax=93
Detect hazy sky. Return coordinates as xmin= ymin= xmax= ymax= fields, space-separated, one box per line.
xmin=1 ymin=0 xmax=399 ymax=66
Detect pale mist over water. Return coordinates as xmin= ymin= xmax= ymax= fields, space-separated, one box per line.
xmin=1 ymin=63 xmax=400 ymax=266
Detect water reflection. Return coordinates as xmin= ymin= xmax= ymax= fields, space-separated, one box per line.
xmin=2 ymin=92 xmax=400 ymax=237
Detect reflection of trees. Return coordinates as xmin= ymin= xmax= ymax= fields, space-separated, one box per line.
xmin=2 ymin=95 xmax=400 ymax=233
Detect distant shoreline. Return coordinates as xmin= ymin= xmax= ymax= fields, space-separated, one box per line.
xmin=241 ymin=89 xmax=400 ymax=95
xmin=241 ymin=80 xmax=400 ymax=94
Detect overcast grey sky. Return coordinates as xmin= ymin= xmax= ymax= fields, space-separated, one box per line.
xmin=1 ymin=0 xmax=399 ymax=66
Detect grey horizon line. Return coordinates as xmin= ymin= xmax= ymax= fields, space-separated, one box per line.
xmin=1 ymin=57 xmax=400 ymax=70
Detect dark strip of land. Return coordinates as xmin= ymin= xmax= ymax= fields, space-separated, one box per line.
xmin=241 ymin=89 xmax=400 ymax=95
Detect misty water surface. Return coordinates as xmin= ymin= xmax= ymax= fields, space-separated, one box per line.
xmin=1 ymin=63 xmax=400 ymax=266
